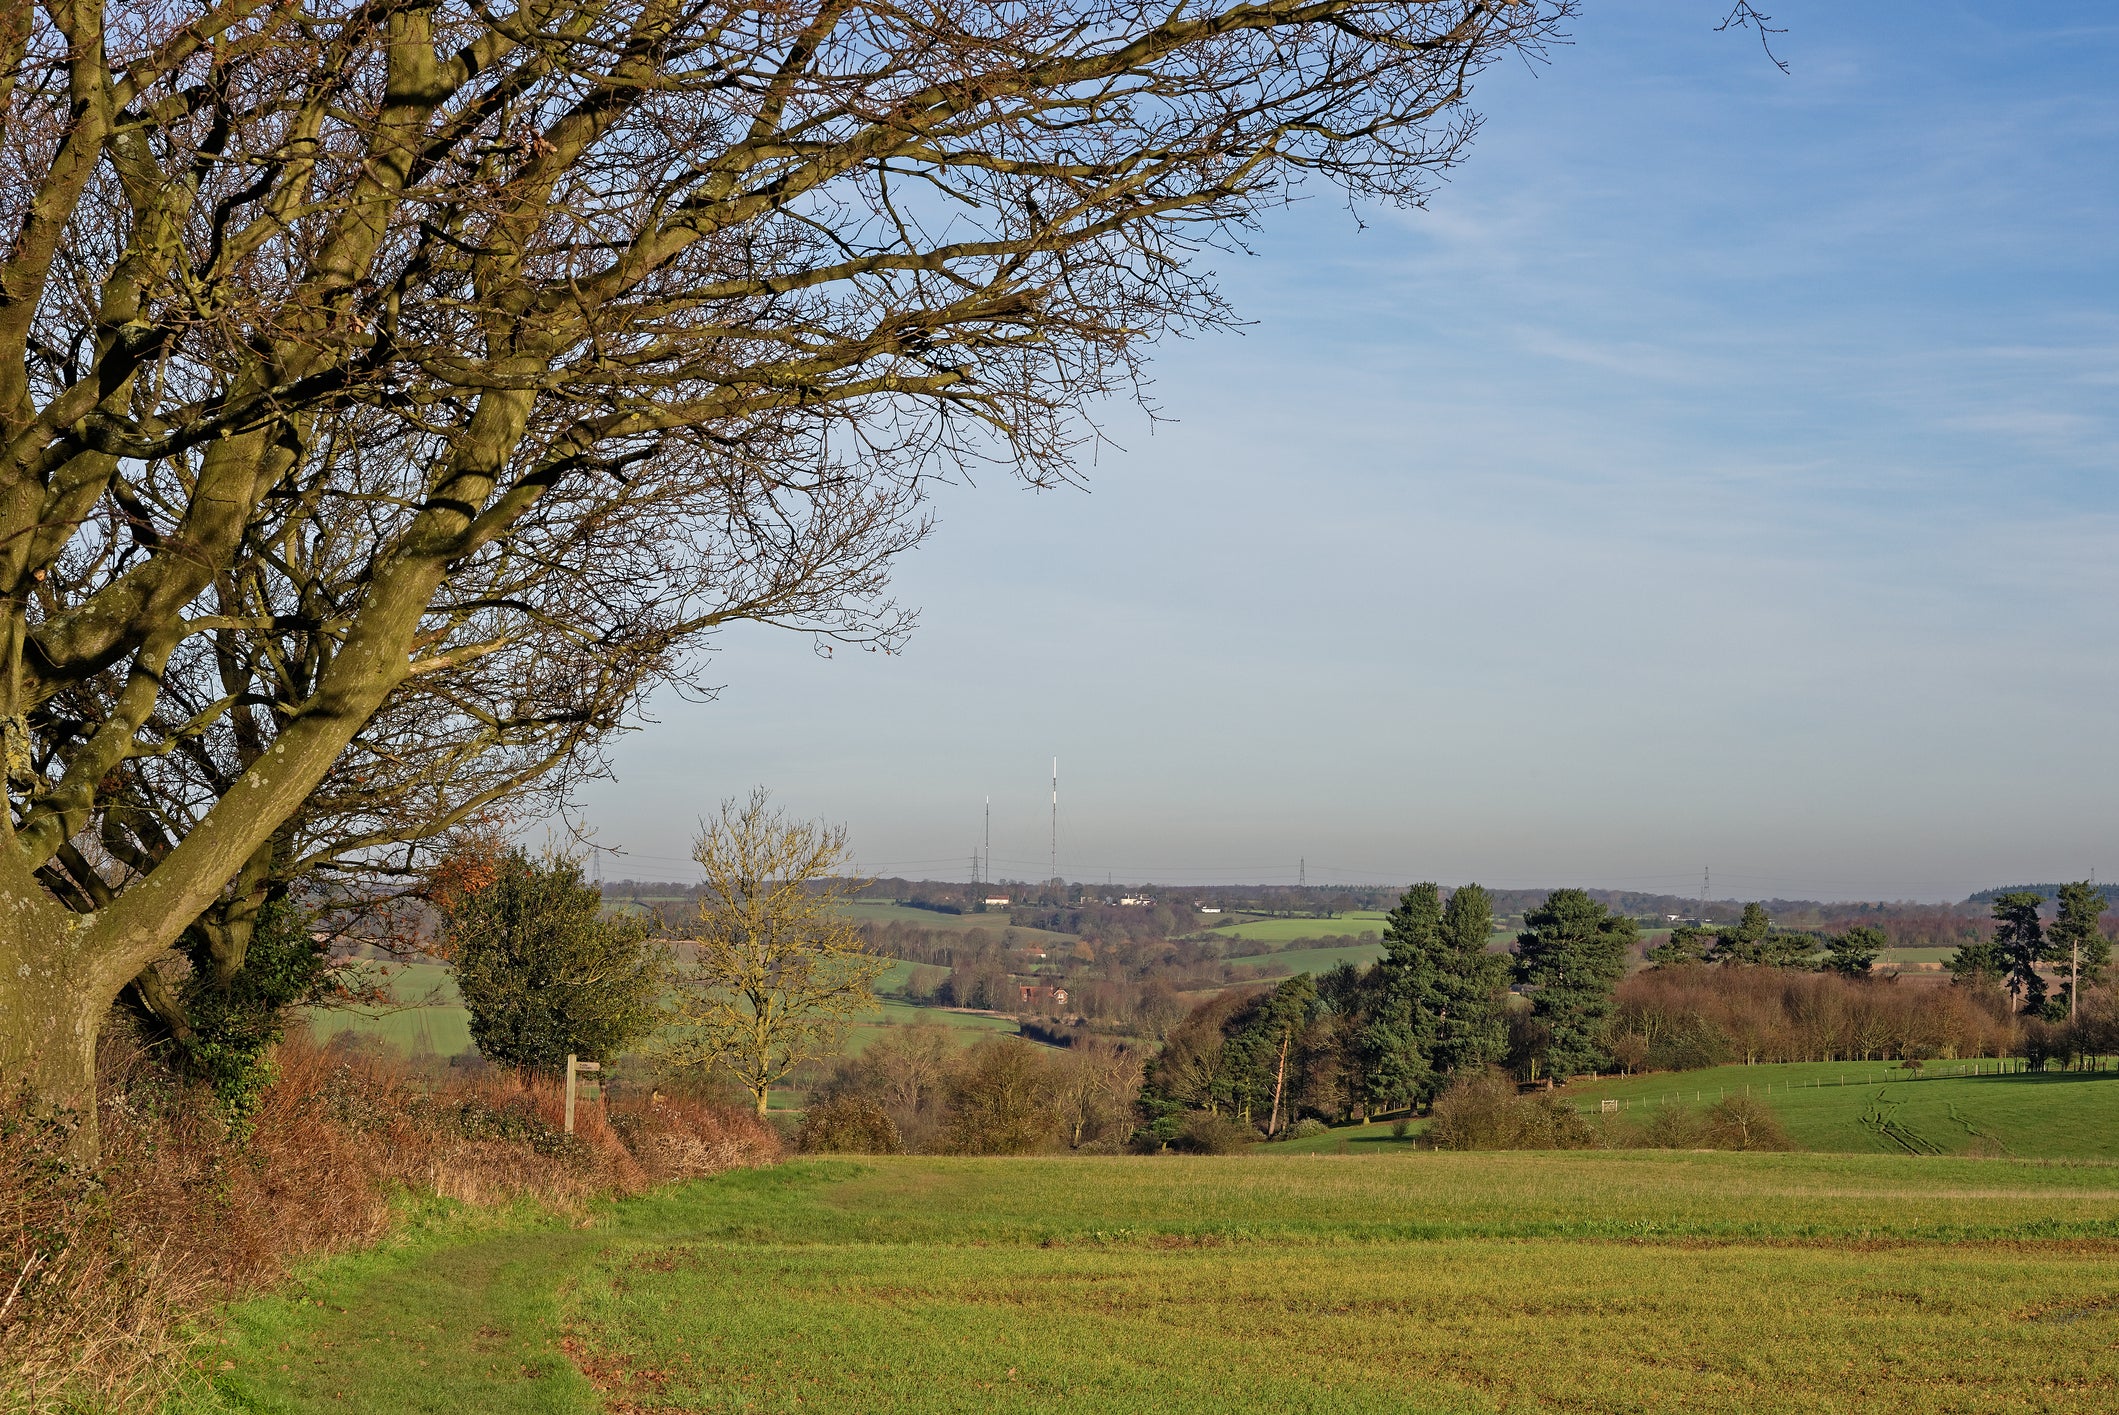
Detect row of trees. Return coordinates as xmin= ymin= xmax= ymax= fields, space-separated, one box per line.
xmin=1139 ymin=886 xmax=1639 ymax=1135
xmin=1612 ymin=966 xmax=2023 ymax=1071
xmin=1645 ymin=887 xmax=2115 ymax=1021
xmin=803 ymin=1028 xmax=1145 ymax=1155
xmin=1949 ymin=885 xmax=2111 ymax=1017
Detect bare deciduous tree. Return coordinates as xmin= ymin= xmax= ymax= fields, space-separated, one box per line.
xmin=0 ymin=0 xmax=1570 ymax=1151
xmin=666 ymin=788 xmax=886 ymax=1114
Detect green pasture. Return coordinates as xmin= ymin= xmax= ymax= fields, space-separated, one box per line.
xmin=836 ymin=900 xmax=1075 ymax=945
xmin=1199 ymin=910 xmax=1388 ymax=943
xmin=1564 ymin=1060 xmax=2119 ymax=1159
xmin=181 ymin=1151 xmax=2119 ymax=1415
xmin=303 ymin=963 xmax=473 ymax=1058
xmin=1232 ymin=940 xmax=1387 ymax=977
xmin=300 ymin=957 xmax=1010 ymax=1065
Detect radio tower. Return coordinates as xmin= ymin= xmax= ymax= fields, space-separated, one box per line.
xmin=1299 ymin=857 xmax=1306 ymax=888
xmin=1699 ymin=866 xmax=1710 ymax=923
xmin=984 ymin=796 xmax=991 ymax=887
xmin=1049 ymin=758 xmax=1058 ymax=889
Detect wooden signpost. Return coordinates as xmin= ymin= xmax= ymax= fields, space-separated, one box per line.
xmin=565 ymin=1054 xmax=602 ymax=1134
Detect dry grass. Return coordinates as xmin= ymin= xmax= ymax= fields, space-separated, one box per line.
xmin=0 ymin=1025 xmax=777 ymax=1415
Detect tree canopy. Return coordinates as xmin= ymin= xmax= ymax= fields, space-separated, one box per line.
xmin=0 ymin=0 xmax=1570 ymax=1146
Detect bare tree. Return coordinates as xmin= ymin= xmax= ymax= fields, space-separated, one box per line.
xmin=666 ymin=788 xmax=886 ymax=1115
xmin=0 ymin=0 xmax=1570 ymax=1152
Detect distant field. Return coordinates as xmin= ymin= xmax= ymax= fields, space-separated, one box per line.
xmin=302 ymin=962 xmax=472 ymax=1057
xmin=836 ymin=899 xmax=1078 ymax=944
xmin=1565 ymin=1060 xmax=2119 ymax=1159
xmin=1234 ymin=940 xmax=1387 ymax=977
xmin=196 ymin=1151 xmax=2119 ymax=1414
xmin=301 ymin=956 xmax=1011 ymax=1063
xmin=1201 ymin=910 xmax=1388 ymax=943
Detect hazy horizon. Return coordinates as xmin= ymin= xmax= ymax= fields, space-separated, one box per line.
xmin=565 ymin=3 xmax=2119 ymax=906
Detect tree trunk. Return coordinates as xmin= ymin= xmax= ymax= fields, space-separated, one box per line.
xmin=1268 ymin=1031 xmax=1290 ymax=1137
xmin=0 ymin=910 xmax=105 ymax=1161
xmin=754 ymin=1082 xmax=769 ymax=1117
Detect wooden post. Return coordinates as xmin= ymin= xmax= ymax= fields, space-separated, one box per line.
xmin=565 ymin=1055 xmax=603 ymax=1134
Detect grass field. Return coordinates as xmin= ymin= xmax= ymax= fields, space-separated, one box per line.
xmin=1199 ymin=910 xmax=1389 ymax=943
xmin=301 ymin=957 xmax=1015 ymax=1065
xmin=1234 ymin=940 xmax=1387 ymax=976
xmin=1564 ymin=1061 xmax=2119 ymax=1158
xmin=836 ymin=900 xmax=1075 ymax=945
xmin=181 ymin=1150 xmax=2119 ymax=1415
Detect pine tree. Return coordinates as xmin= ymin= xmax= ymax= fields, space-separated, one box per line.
xmin=1645 ymin=924 xmax=1713 ymax=968
xmin=1360 ymin=883 xmax=1443 ymax=1110
xmin=1708 ymin=902 xmax=1772 ymax=964
xmin=1985 ymin=891 xmax=2054 ymax=1013
xmin=2051 ymin=881 xmax=2112 ymax=1017
xmin=1821 ymin=925 xmax=1886 ymax=977
xmin=1514 ymin=890 xmax=1636 ymax=1079
xmin=1429 ymin=884 xmax=1510 ymax=1085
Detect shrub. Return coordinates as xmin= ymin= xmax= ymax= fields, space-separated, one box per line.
xmin=1615 ymin=965 xmax=2016 ymax=1072
xmin=1 ymin=1026 xmax=777 ymax=1415
xmin=1638 ymin=1103 xmax=1706 ymax=1149
xmin=797 ymin=1096 xmax=904 ymax=1155
xmin=1700 ymin=1095 xmax=1791 ymax=1151
xmin=1427 ymin=1069 xmax=1598 ymax=1152
xmin=939 ymin=1040 xmax=1063 ymax=1155
xmin=1171 ymin=1111 xmax=1259 ymax=1155
xmin=441 ymin=848 xmax=667 ymax=1072
xmin=165 ymin=897 xmax=337 ymax=1130
xmin=1283 ymin=1117 xmax=1330 ymax=1141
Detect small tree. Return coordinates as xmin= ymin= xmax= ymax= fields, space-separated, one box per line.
xmin=940 ymin=1040 xmax=1063 ymax=1155
xmin=668 ymin=790 xmax=888 ymax=1115
xmin=442 ymin=849 xmax=666 ymax=1073
xmin=1645 ymin=924 xmax=1713 ymax=968
xmin=1821 ymin=925 xmax=1886 ymax=978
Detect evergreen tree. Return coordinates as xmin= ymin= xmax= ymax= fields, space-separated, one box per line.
xmin=1708 ymin=902 xmax=1771 ymax=963
xmin=1429 ymin=884 xmax=1510 ymax=1085
xmin=2050 ymin=881 xmax=2112 ymax=1016
xmin=1359 ymin=883 xmax=1443 ymax=1109
xmin=1645 ymin=924 xmax=1713 ymax=968
xmin=1947 ymin=933 xmax=2008 ymax=989
xmin=1985 ymin=890 xmax=2054 ymax=1013
xmin=1514 ymin=889 xmax=1636 ymax=1079
xmin=1821 ymin=925 xmax=1885 ymax=978
xmin=1707 ymin=901 xmax=1815 ymax=968
xmin=443 ymin=849 xmax=667 ymax=1072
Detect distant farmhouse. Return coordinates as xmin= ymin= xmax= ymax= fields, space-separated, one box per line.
xmin=1018 ymin=983 xmax=1069 ymax=1009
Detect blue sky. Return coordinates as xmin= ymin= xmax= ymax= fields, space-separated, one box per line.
xmin=572 ymin=3 xmax=2119 ymax=902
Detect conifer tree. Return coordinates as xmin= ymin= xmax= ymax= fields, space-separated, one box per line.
xmin=1360 ymin=883 xmax=1443 ymax=1109
xmin=2050 ymin=881 xmax=2111 ymax=1017
xmin=1430 ymin=884 xmax=1511 ymax=1084
xmin=1514 ymin=890 xmax=1637 ymax=1079
xmin=1821 ymin=925 xmax=1886 ymax=978
xmin=1985 ymin=891 xmax=2055 ymax=1012
xmin=1646 ymin=924 xmax=1714 ymax=968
